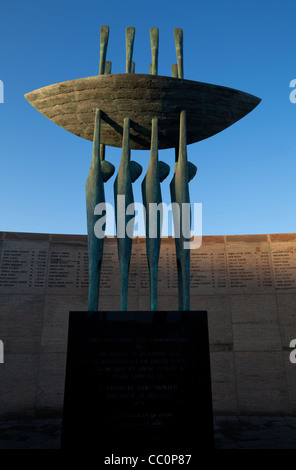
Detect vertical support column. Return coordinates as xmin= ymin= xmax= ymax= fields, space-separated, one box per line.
xmin=104 ymin=60 xmax=112 ymax=75
xmin=114 ymin=118 xmax=134 ymax=311
xmin=170 ymin=110 xmax=190 ymax=311
xmin=170 ymin=27 xmax=197 ymax=311
xmin=100 ymin=60 xmax=115 ymax=182
xmin=112 ymin=26 xmax=142 ymax=310
xmin=126 ymin=27 xmax=135 ymax=73
xmin=149 ymin=27 xmax=159 ymax=75
xmin=100 ymin=60 xmax=111 ymax=168
xmin=174 ymin=28 xmax=183 ymax=79
xmin=85 ymin=109 xmax=104 ymax=311
xmin=86 ymin=25 xmax=114 ymax=311
xmin=171 ymin=28 xmax=188 ymax=310
xmin=99 ymin=25 xmax=109 ymax=75
xmin=171 ymin=63 xmax=178 ymax=78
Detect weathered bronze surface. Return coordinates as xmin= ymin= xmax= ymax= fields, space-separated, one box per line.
xmin=142 ymin=118 xmax=169 ymax=311
xmin=170 ymin=110 xmax=191 ymax=310
xmin=25 ymin=25 xmax=261 ymax=312
xmin=25 ymin=74 xmax=260 ymax=151
xmin=149 ymin=27 xmax=159 ymax=76
xmin=114 ymin=118 xmax=142 ymax=311
xmin=99 ymin=26 xmax=109 ymax=75
xmin=174 ymin=28 xmax=184 ymax=79
xmin=85 ymin=110 xmax=105 ymax=310
xmin=126 ymin=27 xmax=135 ymax=74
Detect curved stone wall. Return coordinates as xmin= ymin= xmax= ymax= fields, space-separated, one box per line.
xmin=0 ymin=231 xmax=295 ymax=417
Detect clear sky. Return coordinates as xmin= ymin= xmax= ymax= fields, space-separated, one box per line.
xmin=0 ymin=0 xmax=295 ymax=237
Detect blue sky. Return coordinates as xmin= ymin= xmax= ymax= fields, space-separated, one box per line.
xmin=0 ymin=0 xmax=295 ymax=236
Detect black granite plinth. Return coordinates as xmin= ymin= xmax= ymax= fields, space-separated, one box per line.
xmin=61 ymin=311 xmax=214 ymax=459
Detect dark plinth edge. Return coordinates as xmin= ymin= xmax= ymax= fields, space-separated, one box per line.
xmin=210 ymin=343 xmax=233 ymax=352
xmin=61 ymin=310 xmax=214 ymax=457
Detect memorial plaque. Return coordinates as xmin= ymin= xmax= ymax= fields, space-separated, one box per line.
xmin=100 ymin=242 xmax=120 ymax=292
xmin=0 ymin=242 xmax=49 ymax=292
xmin=226 ymin=243 xmax=274 ymax=293
xmin=271 ymin=243 xmax=296 ymax=291
xmin=47 ymin=245 xmax=88 ymax=291
xmin=61 ymin=311 xmax=214 ymax=458
xmin=191 ymin=246 xmax=228 ymax=294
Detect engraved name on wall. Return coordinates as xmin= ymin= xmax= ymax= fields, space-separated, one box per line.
xmin=0 ymin=235 xmax=295 ymax=295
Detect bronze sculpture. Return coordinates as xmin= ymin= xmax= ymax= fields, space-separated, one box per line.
xmin=25 ymin=26 xmax=261 ymax=312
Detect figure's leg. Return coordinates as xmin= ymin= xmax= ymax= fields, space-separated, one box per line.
xmin=171 ymin=111 xmax=191 ymax=311
xmin=85 ymin=109 xmax=105 ymax=311
xmin=142 ymin=118 xmax=161 ymax=311
xmin=114 ymin=118 xmax=134 ymax=311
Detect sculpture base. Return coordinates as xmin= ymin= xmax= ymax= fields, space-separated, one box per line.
xmin=61 ymin=311 xmax=214 ymax=460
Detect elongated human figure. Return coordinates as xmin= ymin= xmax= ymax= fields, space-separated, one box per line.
xmin=142 ymin=117 xmax=169 ymax=310
xmin=85 ymin=26 xmax=115 ymax=310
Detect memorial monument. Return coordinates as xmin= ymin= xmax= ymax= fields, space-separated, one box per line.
xmin=25 ymin=26 xmax=260 ymax=313
xmin=24 ymin=26 xmax=261 ymax=457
